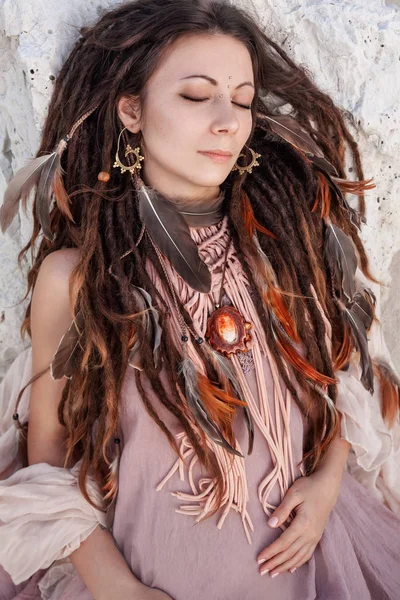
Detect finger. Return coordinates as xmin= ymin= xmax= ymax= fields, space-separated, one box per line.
xmin=266 ymin=546 xmax=313 ymax=578
xmin=259 ymin=538 xmax=304 ymax=575
xmin=257 ymin=514 xmax=305 ymax=563
xmin=286 ymin=545 xmax=316 ymax=572
xmin=267 ymin=490 xmax=303 ymax=529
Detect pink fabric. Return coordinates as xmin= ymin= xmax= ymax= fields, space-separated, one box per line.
xmin=1 ymin=217 xmax=400 ymax=599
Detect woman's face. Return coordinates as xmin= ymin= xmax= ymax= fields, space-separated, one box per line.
xmin=117 ymin=33 xmax=255 ymax=202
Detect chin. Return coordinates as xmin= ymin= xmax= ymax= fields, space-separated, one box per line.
xmin=190 ymin=170 xmax=233 ymax=188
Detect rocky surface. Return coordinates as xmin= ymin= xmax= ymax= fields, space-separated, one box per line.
xmin=0 ymin=0 xmax=399 ymax=377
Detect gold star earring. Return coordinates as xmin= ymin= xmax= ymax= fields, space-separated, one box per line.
xmin=113 ymin=126 xmax=144 ymax=175
xmin=231 ymin=146 xmax=261 ymax=175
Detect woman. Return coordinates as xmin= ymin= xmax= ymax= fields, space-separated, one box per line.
xmin=0 ymin=0 xmax=399 ymax=598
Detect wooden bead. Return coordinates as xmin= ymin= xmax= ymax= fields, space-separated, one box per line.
xmin=98 ymin=171 xmax=110 ymax=182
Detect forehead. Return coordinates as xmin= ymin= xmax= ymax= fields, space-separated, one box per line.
xmin=150 ymin=33 xmax=254 ymax=86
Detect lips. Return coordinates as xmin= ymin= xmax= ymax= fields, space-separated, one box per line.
xmin=199 ymin=150 xmax=233 ymax=157
xmin=198 ymin=150 xmax=233 ymax=163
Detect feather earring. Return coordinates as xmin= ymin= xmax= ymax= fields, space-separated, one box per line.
xmin=136 ymin=180 xmax=211 ymax=293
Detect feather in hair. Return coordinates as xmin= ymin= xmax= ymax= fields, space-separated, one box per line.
xmin=128 ymin=285 xmax=162 ymax=371
xmin=50 ymin=310 xmax=84 ymax=380
xmin=257 ymin=113 xmax=371 ymax=229
xmin=202 ymin=343 xmax=254 ymax=454
xmin=178 ymin=356 xmax=243 ymax=457
xmin=373 ymin=360 xmax=400 ymax=428
xmin=337 ymin=297 xmax=374 ymax=393
xmin=0 ymin=154 xmax=56 ymax=235
xmin=137 ymin=182 xmax=211 ymax=293
xmin=324 ymin=219 xmax=358 ymax=303
xmin=103 ymin=438 xmax=121 ymax=503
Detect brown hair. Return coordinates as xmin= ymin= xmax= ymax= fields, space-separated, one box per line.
xmin=15 ymin=0 xmax=381 ymax=516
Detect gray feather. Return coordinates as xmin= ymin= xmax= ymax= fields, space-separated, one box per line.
xmin=264 ymin=114 xmax=325 ymax=158
xmin=178 ymin=356 xmax=243 ymax=457
xmin=138 ymin=184 xmax=211 ymax=293
xmin=343 ymin=304 xmax=374 ymax=393
xmin=0 ymin=154 xmax=55 ymax=234
xmin=324 ymin=223 xmax=358 ymax=302
xmin=36 ymin=152 xmax=61 ymax=241
xmin=50 ymin=311 xmax=84 ymax=380
xmin=128 ymin=285 xmax=162 ymax=370
xmin=205 ymin=345 xmax=254 ymax=454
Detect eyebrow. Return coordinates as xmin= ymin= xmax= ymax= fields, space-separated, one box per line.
xmin=180 ymin=74 xmax=254 ymax=90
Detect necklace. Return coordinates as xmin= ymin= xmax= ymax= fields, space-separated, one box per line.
xmin=149 ymin=221 xmax=253 ymax=357
xmin=204 ymin=235 xmax=252 ymax=357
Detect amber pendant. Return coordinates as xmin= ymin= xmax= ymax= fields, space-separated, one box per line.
xmin=205 ymin=305 xmax=252 ymax=357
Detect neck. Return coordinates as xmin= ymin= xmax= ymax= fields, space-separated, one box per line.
xmin=137 ymin=176 xmax=226 ymax=228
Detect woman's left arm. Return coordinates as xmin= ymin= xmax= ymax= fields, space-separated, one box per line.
xmin=256 ymin=424 xmax=350 ymax=578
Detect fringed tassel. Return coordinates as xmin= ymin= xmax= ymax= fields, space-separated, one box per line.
xmin=373 ymin=361 xmax=400 ymax=428
xmin=156 ymin=430 xmax=255 ymax=544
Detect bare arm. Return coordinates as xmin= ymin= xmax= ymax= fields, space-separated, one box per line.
xmin=27 ymin=249 xmax=149 ymax=600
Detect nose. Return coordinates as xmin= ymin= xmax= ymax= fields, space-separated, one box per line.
xmin=210 ymin=100 xmax=240 ymax=136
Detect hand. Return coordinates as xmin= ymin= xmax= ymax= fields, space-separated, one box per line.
xmin=257 ymin=470 xmax=341 ymax=578
xmin=134 ymin=583 xmax=174 ymax=600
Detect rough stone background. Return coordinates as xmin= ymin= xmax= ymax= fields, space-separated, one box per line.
xmin=0 ymin=0 xmax=399 ymax=378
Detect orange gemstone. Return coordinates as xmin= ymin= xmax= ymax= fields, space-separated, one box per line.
xmin=216 ymin=313 xmax=238 ymax=344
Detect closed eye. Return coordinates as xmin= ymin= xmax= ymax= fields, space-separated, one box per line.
xmin=181 ymin=95 xmax=252 ymax=110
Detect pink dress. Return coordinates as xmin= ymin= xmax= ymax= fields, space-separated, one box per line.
xmin=1 ymin=216 xmax=400 ymax=600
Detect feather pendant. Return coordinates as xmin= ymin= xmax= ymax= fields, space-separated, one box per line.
xmin=373 ymin=360 xmax=400 ymax=428
xmin=324 ymin=220 xmax=358 ymax=302
xmin=50 ymin=311 xmax=84 ymax=380
xmin=178 ymin=356 xmax=244 ymax=457
xmin=137 ymin=183 xmax=211 ymax=293
xmin=128 ymin=285 xmax=162 ymax=370
xmin=202 ymin=343 xmax=254 ymax=454
xmin=0 ymin=154 xmax=55 ymax=234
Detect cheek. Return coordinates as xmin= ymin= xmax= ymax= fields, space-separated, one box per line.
xmin=143 ymin=103 xmax=196 ymax=153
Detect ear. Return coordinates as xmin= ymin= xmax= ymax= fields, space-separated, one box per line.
xmin=117 ymin=95 xmax=142 ymax=134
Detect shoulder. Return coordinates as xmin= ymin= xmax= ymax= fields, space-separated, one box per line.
xmin=38 ymin=247 xmax=81 ymax=282
xmin=31 ymin=249 xmax=82 ymax=371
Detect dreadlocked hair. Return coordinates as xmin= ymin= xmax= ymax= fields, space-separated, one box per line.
xmin=14 ymin=0 xmax=381 ymax=517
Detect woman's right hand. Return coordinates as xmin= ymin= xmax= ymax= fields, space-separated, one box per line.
xmin=135 ymin=584 xmax=174 ymax=600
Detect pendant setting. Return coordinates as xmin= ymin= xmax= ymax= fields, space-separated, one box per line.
xmin=205 ymin=305 xmax=252 ymax=356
